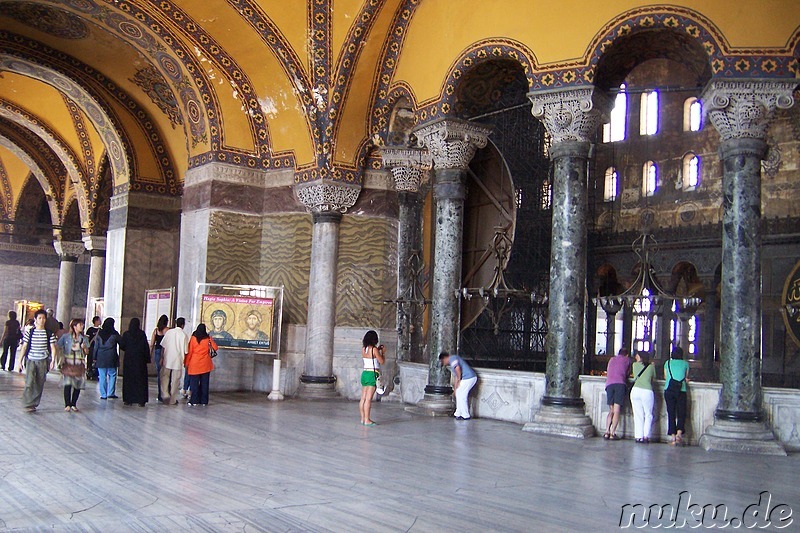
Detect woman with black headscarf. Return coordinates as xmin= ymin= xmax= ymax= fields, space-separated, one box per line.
xmin=120 ymin=318 xmax=150 ymax=406
xmin=184 ymin=323 xmax=217 ymax=406
xmin=93 ymin=318 xmax=120 ymax=400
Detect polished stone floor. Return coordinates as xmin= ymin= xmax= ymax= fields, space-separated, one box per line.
xmin=0 ymin=370 xmax=797 ymax=532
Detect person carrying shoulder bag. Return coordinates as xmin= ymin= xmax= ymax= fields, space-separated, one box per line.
xmin=629 ymin=350 xmax=656 ymax=443
xmin=664 ymin=347 xmax=690 ymax=446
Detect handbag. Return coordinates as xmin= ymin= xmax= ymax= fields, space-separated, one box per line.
xmin=628 ymin=363 xmax=649 ymax=393
xmin=371 ymin=348 xmax=385 ymax=395
xmin=666 ymin=360 xmax=685 ymax=393
xmin=61 ymin=362 xmax=86 ymax=378
xmin=208 ymin=339 xmax=217 ymax=358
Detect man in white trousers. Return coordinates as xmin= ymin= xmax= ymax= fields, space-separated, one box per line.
xmin=160 ymin=317 xmax=189 ymax=405
xmin=439 ymin=351 xmax=478 ymax=420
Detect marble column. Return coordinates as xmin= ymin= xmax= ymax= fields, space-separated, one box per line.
xmin=698 ymin=79 xmax=795 ymax=455
xmin=295 ymin=180 xmax=360 ymax=398
xmin=380 ymin=147 xmax=431 ymax=362
xmin=53 ymin=240 xmax=85 ymax=325
xmin=521 ymin=86 xmax=611 ymax=438
xmin=411 ymin=119 xmax=490 ymax=415
xmin=82 ymin=235 xmax=106 ymax=318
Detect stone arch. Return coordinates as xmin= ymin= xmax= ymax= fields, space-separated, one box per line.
xmin=669 ymin=261 xmax=705 ymax=298
xmin=591 ymin=13 xmax=716 ymax=92
xmin=0 ymin=134 xmax=60 ymax=225
xmin=0 ymin=99 xmax=91 ymax=234
xmin=60 ymin=198 xmax=82 ymax=242
xmin=415 ymin=39 xmax=537 ymax=123
xmin=13 ymin=173 xmax=53 ymax=244
xmin=0 ymin=55 xmax=131 ymax=190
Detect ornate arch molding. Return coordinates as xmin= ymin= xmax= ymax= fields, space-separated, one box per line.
xmin=0 ymin=134 xmax=60 ymax=225
xmin=0 ymin=98 xmax=91 ymax=231
xmin=413 ymin=39 xmax=538 ymax=124
xmin=0 ymin=32 xmax=177 ymax=194
xmin=529 ymin=6 xmax=799 ymax=91
xmin=0 ymin=156 xmax=12 ymax=219
xmin=0 ymin=55 xmax=130 ymax=191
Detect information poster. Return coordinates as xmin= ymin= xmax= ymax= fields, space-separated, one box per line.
xmin=200 ymin=294 xmax=275 ymax=349
xmin=143 ymin=289 xmax=174 ymax=335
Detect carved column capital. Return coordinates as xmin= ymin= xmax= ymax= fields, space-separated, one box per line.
xmin=412 ymin=118 xmax=491 ymax=170
xmin=81 ymin=235 xmax=106 ymax=252
xmin=701 ymin=79 xmax=796 ymax=142
xmin=294 ymin=179 xmax=360 ymax=213
xmin=380 ymin=146 xmax=432 ymax=193
xmin=527 ymin=85 xmax=612 ymax=144
xmin=53 ymin=240 xmax=85 ymax=261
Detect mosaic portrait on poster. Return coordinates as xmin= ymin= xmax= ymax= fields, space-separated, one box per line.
xmin=200 ymin=294 xmax=274 ymax=349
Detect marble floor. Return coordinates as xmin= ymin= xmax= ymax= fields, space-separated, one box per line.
xmin=0 ymin=371 xmax=797 ymax=532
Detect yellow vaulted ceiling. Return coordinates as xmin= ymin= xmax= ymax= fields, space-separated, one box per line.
xmin=0 ymin=0 xmax=796 ymax=206
xmin=0 ymin=144 xmax=30 ymax=213
xmin=395 ymin=0 xmax=800 ymax=105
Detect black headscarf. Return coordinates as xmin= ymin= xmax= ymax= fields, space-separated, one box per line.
xmin=128 ymin=317 xmax=141 ymax=332
xmin=192 ymin=323 xmax=209 ymax=341
xmin=98 ymin=317 xmax=117 ymax=342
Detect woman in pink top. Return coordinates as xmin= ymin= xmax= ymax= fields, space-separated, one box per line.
xmin=604 ymin=347 xmax=631 ymax=440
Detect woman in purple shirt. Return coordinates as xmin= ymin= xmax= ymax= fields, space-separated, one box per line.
xmin=604 ymin=347 xmax=631 ymax=440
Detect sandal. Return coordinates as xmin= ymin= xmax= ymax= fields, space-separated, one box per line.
xmin=603 ymin=433 xmax=610 ymax=440
xmin=610 ymin=434 xmax=622 ymax=440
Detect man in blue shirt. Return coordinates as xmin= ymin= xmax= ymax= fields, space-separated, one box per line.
xmin=439 ymin=351 xmax=478 ymax=420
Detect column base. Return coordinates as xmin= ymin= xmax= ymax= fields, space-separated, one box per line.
xmin=405 ymin=393 xmax=454 ymax=417
xmin=296 ymin=376 xmax=339 ymax=400
xmin=699 ymin=418 xmax=786 ymax=456
xmin=267 ymin=391 xmax=285 ymax=401
xmin=522 ymin=404 xmax=595 ymax=439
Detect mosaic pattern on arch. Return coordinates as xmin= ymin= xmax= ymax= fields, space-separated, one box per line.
xmin=0 ymin=31 xmax=177 ymax=194
xmin=0 ymin=2 xmax=90 ymax=40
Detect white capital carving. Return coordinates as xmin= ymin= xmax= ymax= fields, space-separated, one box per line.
xmin=294 ymin=180 xmax=360 ymax=213
xmin=53 ymin=240 xmax=85 ymax=259
xmin=701 ymin=79 xmax=796 ymax=141
xmin=527 ymin=86 xmax=612 ymax=144
xmin=380 ymin=146 xmax=432 ymax=193
xmin=82 ymin=235 xmax=107 ymax=252
xmin=413 ymin=119 xmax=491 ymax=170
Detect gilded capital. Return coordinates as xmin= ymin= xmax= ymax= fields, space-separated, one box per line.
xmin=294 ymin=179 xmax=360 ymax=213
xmin=527 ymin=86 xmax=612 ymax=144
xmin=379 ymin=146 xmax=432 ymax=193
xmin=701 ymin=79 xmax=796 ymax=142
xmin=412 ymin=118 xmax=491 ymax=171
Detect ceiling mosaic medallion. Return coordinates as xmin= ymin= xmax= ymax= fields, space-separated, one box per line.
xmin=0 ymin=3 xmax=90 ymax=40
xmin=131 ymin=66 xmax=183 ymax=128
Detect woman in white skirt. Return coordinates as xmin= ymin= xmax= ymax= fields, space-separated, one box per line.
xmin=630 ymin=350 xmax=656 ymax=443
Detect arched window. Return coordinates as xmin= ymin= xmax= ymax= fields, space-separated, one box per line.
xmin=642 ymin=161 xmax=658 ymax=197
xmin=640 ymin=90 xmax=659 ymax=136
xmin=603 ymin=167 xmax=618 ymax=202
xmin=603 ymin=84 xmax=627 ymax=143
xmin=540 ymin=179 xmax=552 ymax=210
xmin=682 ymin=153 xmax=700 ymax=190
xmin=684 ymin=97 xmax=702 ymax=132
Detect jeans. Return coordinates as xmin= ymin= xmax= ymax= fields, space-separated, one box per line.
xmin=664 ymin=389 xmax=687 ymax=435
xmin=98 ymin=367 xmax=118 ymax=398
xmin=153 ymin=346 xmax=163 ymax=400
xmin=64 ymin=386 xmax=81 ymax=407
xmin=630 ymin=387 xmax=655 ymax=440
xmin=183 ymin=370 xmax=191 ymax=393
xmin=189 ymin=372 xmax=210 ymax=405
xmin=454 ymin=376 xmax=477 ymax=418
xmin=2 ymin=340 xmax=18 ymax=371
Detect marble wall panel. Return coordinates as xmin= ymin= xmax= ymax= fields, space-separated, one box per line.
xmin=205 ymin=211 xmax=262 ymax=285
xmin=177 ymin=209 xmax=210 ymax=319
xmin=259 ymin=214 xmax=312 ymax=324
xmin=336 ymin=216 xmax=397 ymax=330
xmin=398 ymin=362 xmax=799 ymax=449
